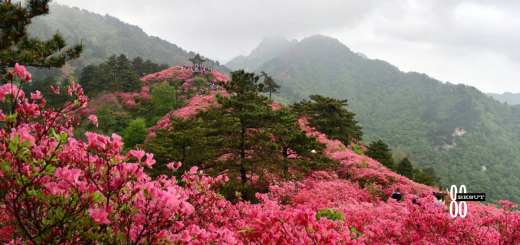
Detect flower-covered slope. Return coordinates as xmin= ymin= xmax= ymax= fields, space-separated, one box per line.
xmin=141 ymin=67 xmax=520 ymax=244
xmin=1 ymin=64 xmax=519 ymax=244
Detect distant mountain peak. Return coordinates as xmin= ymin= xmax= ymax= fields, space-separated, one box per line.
xmin=225 ymin=36 xmax=298 ymax=71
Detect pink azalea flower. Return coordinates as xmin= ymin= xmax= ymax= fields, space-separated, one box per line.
xmin=88 ymin=208 xmax=110 ymax=225
xmin=88 ymin=115 xmax=98 ymax=127
xmin=30 ymin=90 xmax=42 ymax=100
xmin=143 ymin=153 xmax=155 ymax=168
xmin=13 ymin=63 xmax=31 ymax=82
xmin=128 ymin=150 xmax=146 ymax=162
xmin=50 ymin=85 xmax=60 ymax=94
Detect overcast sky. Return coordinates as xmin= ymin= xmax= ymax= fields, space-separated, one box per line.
xmin=55 ymin=0 xmax=520 ymax=93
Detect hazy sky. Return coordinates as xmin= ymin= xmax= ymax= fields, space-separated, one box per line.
xmin=55 ymin=0 xmax=520 ymax=93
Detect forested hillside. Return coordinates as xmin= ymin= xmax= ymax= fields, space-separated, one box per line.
xmin=256 ymin=35 xmax=520 ymax=203
xmin=26 ymin=4 xmax=230 ymax=77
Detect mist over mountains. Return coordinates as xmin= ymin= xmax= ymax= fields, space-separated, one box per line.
xmin=225 ymin=36 xmax=298 ymax=72
xmin=487 ymin=92 xmax=520 ymax=105
xmin=230 ymin=35 xmax=520 ymax=203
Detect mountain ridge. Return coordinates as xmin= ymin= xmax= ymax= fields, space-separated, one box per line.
xmin=225 ymin=35 xmax=297 ymax=71
xmin=27 ymin=4 xmax=231 ymax=77
xmin=253 ymin=34 xmax=520 ymax=203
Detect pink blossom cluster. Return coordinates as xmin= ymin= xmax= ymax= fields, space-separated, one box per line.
xmin=114 ymin=86 xmax=151 ymax=110
xmin=76 ymin=93 xmax=120 ymax=117
xmin=7 ymin=63 xmax=31 ymax=82
xmin=141 ymin=66 xmax=194 ymax=85
xmin=211 ymin=70 xmax=230 ymax=82
xmin=2 ymin=65 xmax=520 ymax=244
xmin=147 ymin=94 xmax=219 ymax=138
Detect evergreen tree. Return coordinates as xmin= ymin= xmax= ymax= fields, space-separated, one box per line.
xmin=0 ymin=0 xmax=82 ymax=80
xmin=122 ymin=118 xmax=148 ymax=150
xmin=132 ymin=56 xmax=144 ymax=76
xmin=79 ymin=54 xmax=145 ymax=96
xmin=291 ymin=94 xmax=363 ymax=146
xmin=150 ymin=83 xmax=177 ymax=117
xmin=397 ymin=157 xmax=414 ymax=179
xmin=267 ymin=107 xmax=329 ymax=177
xmin=365 ymin=139 xmax=395 ymax=170
xmin=115 ymin=54 xmax=141 ymax=92
xmin=145 ymin=70 xmax=329 ymax=201
xmin=413 ymin=167 xmax=441 ymax=187
xmin=142 ymin=116 xmax=226 ymax=178
xmin=260 ymin=71 xmax=280 ymax=99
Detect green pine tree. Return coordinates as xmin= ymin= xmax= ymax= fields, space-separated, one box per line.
xmin=0 ymin=0 xmax=82 ymax=80
xmin=260 ymin=71 xmax=280 ymax=99
xmin=122 ymin=118 xmax=148 ymax=150
xmin=396 ymin=157 xmax=414 ymax=179
xmin=291 ymin=94 xmax=363 ymax=146
xmin=365 ymin=139 xmax=395 ymax=170
xmin=267 ymin=107 xmax=330 ymax=177
xmin=115 ymin=54 xmax=141 ymax=92
xmin=413 ymin=167 xmax=441 ymax=187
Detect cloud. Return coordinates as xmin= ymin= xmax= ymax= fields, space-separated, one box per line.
xmin=55 ymin=0 xmax=520 ymax=93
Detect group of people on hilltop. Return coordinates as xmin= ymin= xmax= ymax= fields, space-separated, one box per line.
xmin=181 ymin=65 xmax=213 ymax=72
xmin=390 ymin=188 xmax=446 ymax=208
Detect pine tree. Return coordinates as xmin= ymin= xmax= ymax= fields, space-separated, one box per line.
xmin=396 ymin=157 xmax=414 ymax=179
xmin=260 ymin=71 xmax=280 ymax=99
xmin=132 ymin=56 xmax=145 ymax=76
xmin=413 ymin=167 xmax=441 ymax=187
xmin=145 ymin=70 xmax=329 ymax=201
xmin=291 ymin=94 xmax=363 ymax=146
xmin=267 ymin=107 xmax=329 ymax=177
xmin=115 ymin=54 xmax=141 ymax=92
xmin=0 ymin=0 xmax=82 ymax=81
xmin=365 ymin=139 xmax=395 ymax=170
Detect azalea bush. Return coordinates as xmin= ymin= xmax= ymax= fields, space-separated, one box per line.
xmin=1 ymin=64 xmax=520 ymax=244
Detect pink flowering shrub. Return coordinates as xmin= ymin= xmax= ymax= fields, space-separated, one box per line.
xmin=148 ymin=94 xmax=220 ymax=138
xmin=1 ymin=64 xmax=520 ymax=244
xmin=114 ymin=86 xmax=151 ymax=110
xmin=141 ymin=66 xmax=195 ymax=85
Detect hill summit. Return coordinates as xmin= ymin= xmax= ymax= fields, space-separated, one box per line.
xmin=226 ymin=35 xmax=297 ymax=71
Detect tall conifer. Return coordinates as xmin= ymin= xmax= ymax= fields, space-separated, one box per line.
xmin=0 ymin=0 xmax=82 ymax=80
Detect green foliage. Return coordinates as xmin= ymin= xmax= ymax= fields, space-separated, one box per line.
xmin=397 ymin=157 xmax=414 ymax=179
xmin=80 ymin=54 xmax=142 ymax=96
xmin=142 ymin=116 xmax=223 ymax=179
xmin=145 ymin=70 xmax=329 ymax=202
xmin=413 ymin=167 xmax=440 ymax=187
xmin=122 ymin=118 xmax=148 ymax=150
xmin=95 ymin=103 xmax=131 ymax=135
xmin=365 ymin=182 xmax=383 ymax=198
xmin=0 ymin=0 xmax=82 ymax=79
xmin=365 ymin=139 xmax=395 ymax=170
xmin=316 ymin=208 xmax=345 ymax=222
xmin=291 ymin=94 xmax=363 ymax=146
xmin=151 ymin=83 xmax=177 ymax=116
xmin=260 ymin=71 xmax=280 ymax=99
xmin=351 ymin=143 xmax=364 ymax=155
